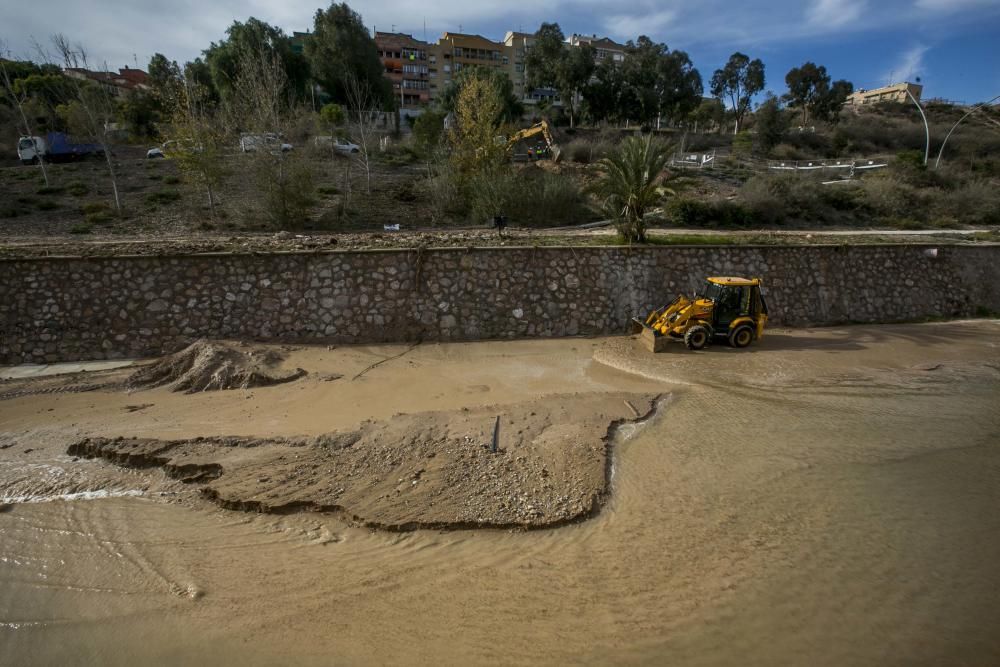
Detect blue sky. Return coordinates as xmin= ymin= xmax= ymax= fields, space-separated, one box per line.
xmin=4 ymin=0 xmax=1000 ymax=103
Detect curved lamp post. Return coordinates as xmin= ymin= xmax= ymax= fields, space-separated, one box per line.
xmin=934 ymin=93 xmax=1000 ymax=169
xmin=905 ymin=87 xmax=930 ymax=165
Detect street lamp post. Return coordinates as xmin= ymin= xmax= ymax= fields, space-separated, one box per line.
xmin=905 ymin=87 xmax=930 ymax=166
xmin=934 ymin=93 xmax=1000 ymax=169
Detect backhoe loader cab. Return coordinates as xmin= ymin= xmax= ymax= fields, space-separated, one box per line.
xmin=633 ymin=277 xmax=769 ymax=352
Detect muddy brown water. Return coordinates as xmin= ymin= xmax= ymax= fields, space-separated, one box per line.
xmin=2 ymin=322 xmax=1000 ymax=665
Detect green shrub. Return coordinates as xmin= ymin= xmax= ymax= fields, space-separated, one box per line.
xmin=81 ymin=201 xmax=111 ymax=215
xmin=664 ymin=198 xmax=760 ymax=228
xmin=1 ymin=206 xmax=19 ymax=218
xmin=69 ymin=222 xmax=92 ymax=234
xmin=861 ymin=175 xmax=922 ymax=219
xmin=36 ymin=185 xmax=65 ymax=195
xmin=35 ymin=199 xmax=59 ymax=211
xmin=935 ymin=180 xmax=1000 ymax=225
xmin=145 ymin=189 xmax=182 ymax=205
xmin=467 ymin=169 xmax=592 ymax=227
xmin=163 ymin=175 xmax=181 ymax=185
xmin=84 ymin=211 xmax=115 ymax=225
xmin=317 ymin=185 xmax=340 ymax=196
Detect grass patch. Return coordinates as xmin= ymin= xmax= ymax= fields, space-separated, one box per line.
xmin=36 ymin=185 xmax=65 ymax=195
xmin=66 ymin=181 xmax=89 ymax=196
xmin=69 ymin=222 xmax=93 ymax=234
xmin=317 ymin=185 xmax=340 ymax=196
xmin=35 ymin=199 xmax=60 ymax=211
xmin=163 ymin=175 xmax=181 ymax=185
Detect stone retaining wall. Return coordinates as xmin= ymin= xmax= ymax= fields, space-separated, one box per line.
xmin=2 ymin=244 xmax=998 ymax=364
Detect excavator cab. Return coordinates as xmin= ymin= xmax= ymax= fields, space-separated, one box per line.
xmin=502 ymin=119 xmax=561 ymax=162
xmin=633 ymin=277 xmax=768 ymax=352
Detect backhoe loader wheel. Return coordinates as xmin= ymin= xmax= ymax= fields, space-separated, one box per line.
xmin=729 ymin=324 xmax=754 ymax=348
xmin=684 ymin=325 xmax=710 ymax=351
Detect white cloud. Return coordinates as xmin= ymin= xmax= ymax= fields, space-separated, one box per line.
xmin=881 ymin=44 xmax=929 ymax=85
xmin=603 ymin=10 xmax=677 ymax=39
xmin=807 ymin=0 xmax=867 ymax=28
xmin=915 ymin=0 xmax=1000 ymax=11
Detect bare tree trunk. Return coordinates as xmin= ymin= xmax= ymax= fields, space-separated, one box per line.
xmin=0 ymin=42 xmax=50 ymax=186
xmin=345 ymin=73 xmax=380 ymax=196
xmin=50 ymin=35 xmax=122 ymax=212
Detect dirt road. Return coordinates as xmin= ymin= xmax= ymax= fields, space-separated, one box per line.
xmin=2 ymin=322 xmax=999 ymax=665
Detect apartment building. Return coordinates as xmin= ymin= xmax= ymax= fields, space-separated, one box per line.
xmin=63 ymin=66 xmax=149 ymax=98
xmin=568 ymin=34 xmax=626 ymax=64
xmin=374 ymin=32 xmax=431 ymax=109
xmin=501 ymin=31 xmax=559 ymax=106
xmin=847 ymin=82 xmax=923 ymax=106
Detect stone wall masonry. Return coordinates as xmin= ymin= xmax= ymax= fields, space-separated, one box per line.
xmin=2 ymin=244 xmax=998 ymax=365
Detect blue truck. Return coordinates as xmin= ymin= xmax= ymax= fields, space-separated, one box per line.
xmin=17 ymin=132 xmax=105 ymax=164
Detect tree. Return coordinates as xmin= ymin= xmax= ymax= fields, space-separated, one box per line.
xmin=204 ymin=18 xmax=310 ymax=106
xmin=319 ymin=102 xmax=344 ymax=134
xmin=343 ymin=73 xmax=380 ymax=195
xmin=814 ymin=79 xmax=853 ymax=124
xmin=592 ymin=136 xmax=672 ymax=243
xmin=118 ymin=90 xmax=160 ymax=139
xmin=51 ymin=35 xmax=123 ymax=212
xmin=166 ymin=72 xmax=229 ymax=216
xmin=229 ymin=43 xmax=315 ymax=228
xmin=524 ymin=23 xmax=595 ymax=128
xmin=784 ymin=62 xmax=854 ymax=125
xmin=656 ymin=49 xmax=703 ymax=125
xmin=449 ymin=68 xmax=508 ymax=180
xmin=0 ymin=46 xmax=50 ymax=185
xmin=582 ymin=59 xmax=626 ymax=124
xmin=448 ymin=70 xmax=511 ymax=224
xmin=412 ymin=109 xmax=445 ymax=154
xmin=147 ymin=53 xmax=183 ymax=108
xmin=692 ymin=97 xmax=725 ymax=133
xmin=753 ymin=94 xmax=789 ymax=155
xmin=440 ymin=66 xmax=523 ymax=124
xmin=306 ymin=2 xmax=392 ymax=108
xmin=710 ymin=52 xmax=765 ymax=134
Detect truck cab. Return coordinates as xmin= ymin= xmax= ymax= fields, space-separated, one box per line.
xmin=17 ymin=136 xmax=45 ymax=165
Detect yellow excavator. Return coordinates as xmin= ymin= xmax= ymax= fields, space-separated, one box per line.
xmin=632 ymin=277 xmax=769 ymax=352
xmin=503 ymin=119 xmax=561 ymax=162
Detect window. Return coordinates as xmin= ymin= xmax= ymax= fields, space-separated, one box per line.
xmin=515 ymin=63 xmax=524 ymax=72
xmin=502 ymin=56 xmax=509 ymax=65
xmin=454 ymin=47 xmax=463 ymax=57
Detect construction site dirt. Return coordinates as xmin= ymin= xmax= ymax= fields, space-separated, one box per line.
xmin=2 ymin=321 xmax=999 ymax=665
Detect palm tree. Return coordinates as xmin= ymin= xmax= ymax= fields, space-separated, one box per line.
xmin=593 ymin=135 xmax=672 ymax=243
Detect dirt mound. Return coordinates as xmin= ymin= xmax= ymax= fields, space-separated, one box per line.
xmin=127 ymin=340 xmax=306 ymax=393
xmin=64 ymin=393 xmax=663 ymax=530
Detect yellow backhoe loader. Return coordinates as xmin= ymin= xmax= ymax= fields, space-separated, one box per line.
xmin=632 ymin=277 xmax=769 ymax=352
xmin=503 ymin=119 xmax=561 ymax=162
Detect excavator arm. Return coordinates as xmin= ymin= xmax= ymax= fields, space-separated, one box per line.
xmin=505 ymin=120 xmax=561 ymax=162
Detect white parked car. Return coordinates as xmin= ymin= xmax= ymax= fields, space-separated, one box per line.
xmin=240 ymin=133 xmax=292 ymax=153
xmin=146 ymin=146 xmax=165 ymax=159
xmin=314 ymin=136 xmax=360 ymax=155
